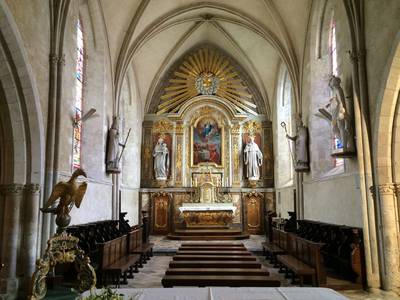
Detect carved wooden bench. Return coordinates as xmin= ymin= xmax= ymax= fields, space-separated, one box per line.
xmin=277 ymin=233 xmax=325 ymax=286
xmin=98 ymin=235 xmax=141 ymax=287
xmin=262 ymin=228 xmax=287 ymax=264
xmin=128 ymin=228 xmax=153 ymax=266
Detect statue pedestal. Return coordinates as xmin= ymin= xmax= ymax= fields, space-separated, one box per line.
xmin=156 ymin=179 xmax=167 ymax=187
xmin=248 ymin=179 xmax=258 ymax=188
xmin=331 ymin=148 xmax=356 ymax=158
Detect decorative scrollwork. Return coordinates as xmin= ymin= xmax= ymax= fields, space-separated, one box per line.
xmin=28 ymin=231 xmax=96 ymax=300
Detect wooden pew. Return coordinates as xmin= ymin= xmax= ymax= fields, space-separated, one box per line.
xmin=98 ymin=235 xmax=140 ymax=287
xmin=262 ymin=228 xmax=287 ymax=264
xmin=128 ymin=227 xmax=154 ymax=265
xmin=297 ymin=220 xmax=365 ymax=285
xmin=162 ymin=275 xmax=281 ymax=287
xmin=277 ymin=233 xmax=325 ymax=286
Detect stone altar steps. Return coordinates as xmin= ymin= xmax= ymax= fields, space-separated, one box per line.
xmin=161 ymin=243 xmax=281 ymax=287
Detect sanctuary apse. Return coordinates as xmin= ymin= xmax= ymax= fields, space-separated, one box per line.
xmin=139 ymin=47 xmax=274 ymax=239
xmin=0 ymin=0 xmax=400 ymax=299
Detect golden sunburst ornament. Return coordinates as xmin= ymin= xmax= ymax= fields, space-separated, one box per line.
xmin=157 ymin=48 xmax=257 ymax=115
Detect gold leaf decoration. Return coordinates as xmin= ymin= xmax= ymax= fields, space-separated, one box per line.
xmin=157 ymin=48 xmax=257 ymax=115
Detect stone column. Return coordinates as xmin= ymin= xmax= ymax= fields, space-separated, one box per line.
xmin=22 ymin=184 xmax=41 ymax=288
xmin=371 ymin=184 xmax=400 ymax=291
xmin=0 ymin=184 xmax=24 ymax=296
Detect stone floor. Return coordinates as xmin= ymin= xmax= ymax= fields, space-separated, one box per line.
xmin=122 ymin=235 xmax=400 ymax=300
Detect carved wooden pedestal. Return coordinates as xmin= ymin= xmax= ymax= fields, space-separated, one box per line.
xmin=152 ymin=193 xmax=171 ymax=234
xmin=243 ymin=192 xmax=264 ymax=234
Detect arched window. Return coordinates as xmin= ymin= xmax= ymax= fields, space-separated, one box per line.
xmin=73 ymin=18 xmax=84 ymax=169
xmin=328 ymin=17 xmax=344 ymax=168
xmin=276 ymin=68 xmax=293 ymax=187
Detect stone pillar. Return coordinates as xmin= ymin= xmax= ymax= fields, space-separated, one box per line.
xmin=0 ymin=184 xmax=24 ymax=296
xmin=22 ymin=184 xmax=40 ymax=289
xmin=371 ymin=184 xmax=400 ymax=291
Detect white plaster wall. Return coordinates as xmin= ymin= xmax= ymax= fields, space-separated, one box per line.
xmin=303 ymin=173 xmax=362 ymax=227
xmin=69 ymin=180 xmax=113 ymax=225
xmin=120 ymin=188 xmax=139 ymax=226
xmin=286 ymin=0 xmax=361 ymax=227
xmin=276 ymin=186 xmax=295 ymax=219
xmin=120 ymin=69 xmax=143 ymax=226
xmin=4 ymin=0 xmax=50 ymax=128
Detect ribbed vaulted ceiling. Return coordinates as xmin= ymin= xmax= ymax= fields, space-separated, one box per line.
xmin=99 ymin=0 xmax=312 ymax=119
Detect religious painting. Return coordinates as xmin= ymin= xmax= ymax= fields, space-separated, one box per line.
xmin=152 ymin=133 xmax=173 ymax=179
xmin=192 ymin=117 xmax=223 ymax=166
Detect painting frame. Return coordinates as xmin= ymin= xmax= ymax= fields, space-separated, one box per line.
xmin=190 ymin=116 xmax=224 ymax=168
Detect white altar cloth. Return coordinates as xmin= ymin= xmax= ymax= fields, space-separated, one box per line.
xmin=81 ymin=287 xmax=349 ymax=300
xmin=179 ymin=203 xmax=236 ymax=213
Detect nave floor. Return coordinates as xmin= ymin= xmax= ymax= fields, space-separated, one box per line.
xmin=121 ymin=235 xmax=400 ymax=300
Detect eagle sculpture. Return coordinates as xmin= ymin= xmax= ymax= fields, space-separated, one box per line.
xmin=40 ymin=169 xmax=87 ymax=221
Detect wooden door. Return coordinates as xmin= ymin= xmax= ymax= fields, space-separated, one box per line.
xmin=244 ymin=193 xmax=263 ymax=234
xmin=152 ymin=194 xmax=170 ymax=234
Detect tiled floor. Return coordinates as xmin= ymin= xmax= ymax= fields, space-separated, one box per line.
xmin=124 ymin=235 xmax=400 ymax=300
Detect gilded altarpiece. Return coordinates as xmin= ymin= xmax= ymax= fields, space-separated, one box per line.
xmin=140 ymin=46 xmax=276 ymax=234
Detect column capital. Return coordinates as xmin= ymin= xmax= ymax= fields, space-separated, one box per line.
xmin=370 ymin=183 xmax=396 ymax=196
xmin=25 ymin=183 xmax=41 ymax=194
xmin=0 ymin=183 xmax=25 ymax=195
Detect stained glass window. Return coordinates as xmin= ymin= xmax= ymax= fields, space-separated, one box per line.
xmin=73 ymin=19 xmax=84 ymax=169
xmin=329 ymin=18 xmax=344 ymax=167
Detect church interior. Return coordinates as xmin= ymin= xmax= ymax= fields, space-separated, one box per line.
xmin=0 ymin=0 xmax=400 ymax=299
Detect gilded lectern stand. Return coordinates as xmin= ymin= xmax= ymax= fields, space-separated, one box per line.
xmin=28 ymin=169 xmax=96 ymax=299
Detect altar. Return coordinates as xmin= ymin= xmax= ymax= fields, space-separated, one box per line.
xmin=179 ymin=203 xmax=237 ymax=228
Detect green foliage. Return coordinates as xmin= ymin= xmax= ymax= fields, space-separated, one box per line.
xmin=78 ymin=287 xmax=124 ymax=300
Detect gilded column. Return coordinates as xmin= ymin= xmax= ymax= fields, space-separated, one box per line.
xmin=141 ymin=121 xmax=153 ymax=187
xmin=174 ymin=123 xmax=184 ymax=187
xmin=231 ymin=123 xmax=241 ymax=187
xmin=262 ymin=120 xmax=273 ymax=187
xmin=371 ymin=184 xmax=400 ymax=291
xmin=22 ymin=184 xmax=41 ymax=288
xmin=0 ymin=184 xmax=24 ymax=295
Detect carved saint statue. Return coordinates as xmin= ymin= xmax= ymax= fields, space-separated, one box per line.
xmin=153 ymin=137 xmax=169 ymax=180
xmin=244 ymin=135 xmax=263 ymax=180
xmin=318 ymin=75 xmax=355 ymax=154
xmin=106 ymin=117 xmax=124 ymax=173
xmin=286 ymin=116 xmax=310 ymax=172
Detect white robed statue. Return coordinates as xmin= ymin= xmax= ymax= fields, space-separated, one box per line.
xmin=106 ymin=117 xmax=124 ymax=173
xmin=153 ymin=137 xmax=169 ymax=180
xmin=244 ymin=136 xmax=263 ymax=180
